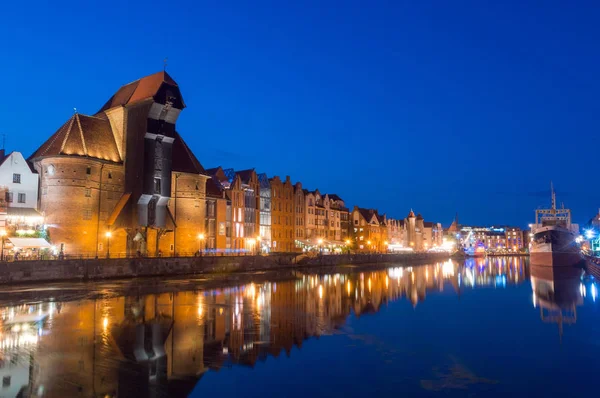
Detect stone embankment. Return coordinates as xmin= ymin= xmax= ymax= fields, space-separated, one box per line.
xmin=0 ymin=252 xmax=450 ymax=285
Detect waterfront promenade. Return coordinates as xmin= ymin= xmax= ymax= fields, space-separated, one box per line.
xmin=0 ymin=252 xmax=450 ymax=285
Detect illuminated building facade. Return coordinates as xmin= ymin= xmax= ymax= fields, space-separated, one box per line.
xmin=29 ymin=71 xmax=209 ymax=257
xmin=293 ymin=182 xmax=306 ymax=245
xmin=270 ymin=175 xmax=294 ymax=252
xmin=458 ymin=225 xmax=525 ymax=252
xmin=205 ymin=177 xmax=228 ymax=251
xmin=351 ymin=206 xmax=387 ymax=252
xmin=207 ymin=167 xmax=260 ymax=252
xmin=0 ymin=151 xmax=44 ymax=235
xmin=257 ymin=173 xmax=272 ymax=252
xmin=423 ymin=221 xmax=444 ymax=249
xmin=505 ymin=227 xmax=524 ymax=250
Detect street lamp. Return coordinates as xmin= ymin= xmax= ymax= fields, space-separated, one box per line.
xmin=105 ymin=231 xmax=112 ymax=258
xmin=0 ymin=230 xmax=6 ymax=262
xmin=198 ymin=233 xmax=205 ymax=255
xmin=248 ymin=238 xmax=256 ymax=255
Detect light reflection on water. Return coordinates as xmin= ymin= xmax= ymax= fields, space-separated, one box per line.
xmin=0 ymin=257 xmax=596 ymax=397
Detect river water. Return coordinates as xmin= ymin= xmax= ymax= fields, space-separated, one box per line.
xmin=0 ymin=257 xmax=598 ymax=397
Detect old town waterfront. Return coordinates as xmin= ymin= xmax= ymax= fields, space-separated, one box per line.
xmin=1 ymin=256 xmax=599 ymax=397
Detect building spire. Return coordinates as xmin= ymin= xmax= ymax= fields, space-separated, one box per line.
xmin=163 ymin=57 xmax=168 ymax=71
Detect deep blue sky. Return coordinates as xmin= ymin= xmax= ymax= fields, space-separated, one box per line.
xmin=3 ymin=0 xmax=599 ymax=227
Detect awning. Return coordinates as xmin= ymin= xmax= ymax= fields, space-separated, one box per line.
xmin=295 ymin=239 xmax=313 ymax=246
xmin=107 ymin=193 xmax=131 ymax=226
xmin=8 ymin=238 xmax=52 ymax=249
xmin=7 ymin=208 xmax=43 ymax=218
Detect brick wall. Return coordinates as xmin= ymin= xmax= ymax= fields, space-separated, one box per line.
xmin=0 ymin=252 xmax=451 ymax=285
xmin=36 ymin=157 xmax=125 ymax=256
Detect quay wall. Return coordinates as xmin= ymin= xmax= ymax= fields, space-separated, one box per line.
xmin=0 ymin=253 xmax=450 ymax=285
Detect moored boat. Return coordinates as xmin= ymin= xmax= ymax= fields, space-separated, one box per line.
xmin=530 ymin=184 xmax=581 ymax=267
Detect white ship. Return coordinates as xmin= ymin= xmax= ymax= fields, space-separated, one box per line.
xmin=530 ymin=184 xmax=581 ymax=267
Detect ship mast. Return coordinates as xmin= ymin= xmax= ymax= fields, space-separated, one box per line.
xmin=551 ymin=181 xmax=556 ymax=213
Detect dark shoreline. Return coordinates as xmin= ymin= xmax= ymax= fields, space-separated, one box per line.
xmin=0 ymin=252 xmax=450 ymax=287
xmin=0 ymin=254 xmax=451 ymax=305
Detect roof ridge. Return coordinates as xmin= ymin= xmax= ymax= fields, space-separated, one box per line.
xmin=58 ymin=115 xmax=76 ymax=155
xmin=74 ymin=114 xmax=88 ymax=156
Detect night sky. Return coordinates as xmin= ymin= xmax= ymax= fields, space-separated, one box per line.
xmin=3 ymin=1 xmax=599 ymax=227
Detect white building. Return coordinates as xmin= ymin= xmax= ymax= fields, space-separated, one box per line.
xmin=0 ymin=151 xmax=39 ymax=210
xmin=0 ymin=151 xmax=44 ymax=238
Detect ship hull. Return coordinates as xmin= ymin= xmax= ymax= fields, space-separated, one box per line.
xmin=530 ymin=250 xmax=582 ymax=267
xmin=530 ymin=227 xmax=581 ymax=267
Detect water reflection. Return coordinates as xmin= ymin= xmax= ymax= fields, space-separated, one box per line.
xmin=0 ymin=257 xmax=595 ymax=397
xmin=530 ymin=265 xmax=586 ymax=340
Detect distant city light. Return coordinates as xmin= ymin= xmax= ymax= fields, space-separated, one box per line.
xmin=585 ymin=229 xmax=596 ymax=240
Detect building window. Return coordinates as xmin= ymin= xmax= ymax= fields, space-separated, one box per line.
xmin=108 ymin=172 xmax=113 ymax=179
xmin=46 ymin=165 xmax=55 ymax=175
xmin=83 ymin=209 xmax=92 ymax=220
xmin=12 ymin=173 xmax=21 ymax=183
xmin=5 ymin=192 xmax=13 ymax=203
xmin=86 ymin=166 xmax=92 ymax=175
xmin=18 ymin=193 xmax=26 ymax=203
xmin=154 ymin=177 xmax=161 ymax=194
xmin=85 ymin=188 xmax=91 ymax=197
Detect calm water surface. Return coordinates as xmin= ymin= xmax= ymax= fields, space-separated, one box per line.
xmin=0 ymin=257 xmax=598 ymax=397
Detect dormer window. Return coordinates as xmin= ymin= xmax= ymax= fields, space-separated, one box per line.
xmin=46 ymin=165 xmax=55 ymax=176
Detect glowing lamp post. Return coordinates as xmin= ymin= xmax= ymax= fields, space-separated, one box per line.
xmin=0 ymin=230 xmax=6 ymax=262
xmin=105 ymin=231 xmax=112 ymax=258
xmin=198 ymin=233 xmax=205 ymax=255
xmin=248 ymin=238 xmax=256 ymax=255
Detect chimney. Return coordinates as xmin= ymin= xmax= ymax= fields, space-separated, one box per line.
xmin=0 ymin=149 xmax=5 ymax=163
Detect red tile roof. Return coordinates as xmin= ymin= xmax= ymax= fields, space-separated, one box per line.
xmin=206 ymin=177 xmax=224 ymax=198
xmin=171 ymin=131 xmax=207 ymax=175
xmin=98 ymin=71 xmax=182 ymax=112
xmin=235 ymin=169 xmax=255 ymax=184
xmin=29 ymin=114 xmax=121 ymax=163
